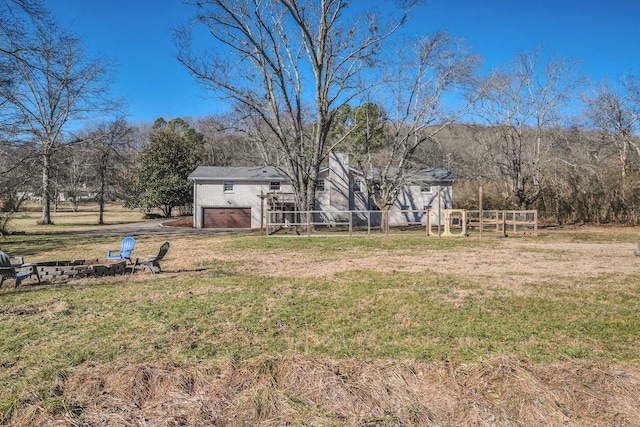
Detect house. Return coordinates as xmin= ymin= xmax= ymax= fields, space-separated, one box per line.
xmin=188 ymin=152 xmax=454 ymax=229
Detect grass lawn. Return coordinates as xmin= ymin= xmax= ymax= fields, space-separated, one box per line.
xmin=1 ymin=206 xmax=640 ymax=425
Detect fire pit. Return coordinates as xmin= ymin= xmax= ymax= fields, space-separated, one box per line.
xmin=34 ymin=259 xmax=127 ymax=281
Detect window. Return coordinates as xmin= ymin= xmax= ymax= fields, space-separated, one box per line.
xmin=270 ymin=181 xmax=281 ymax=191
xmin=223 ymin=181 xmax=234 ymax=192
xmin=353 ymin=180 xmax=363 ymax=192
xmin=420 ymin=183 xmax=432 ymax=193
xmin=316 ymin=179 xmax=325 ymax=192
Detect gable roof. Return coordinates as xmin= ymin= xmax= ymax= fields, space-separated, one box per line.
xmin=188 ymin=166 xmax=285 ymax=182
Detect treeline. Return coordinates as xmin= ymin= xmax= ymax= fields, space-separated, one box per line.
xmin=420 ymin=124 xmax=640 ymax=225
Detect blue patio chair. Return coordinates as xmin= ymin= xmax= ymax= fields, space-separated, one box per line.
xmin=106 ymin=236 xmax=136 ymax=263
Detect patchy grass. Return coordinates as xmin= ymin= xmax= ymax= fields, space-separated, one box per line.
xmin=1 ymin=220 xmax=640 ymax=425
xmin=6 ymin=202 xmax=149 ymax=233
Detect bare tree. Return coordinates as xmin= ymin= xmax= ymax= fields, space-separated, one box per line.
xmin=585 ymin=75 xmax=640 ymax=177
xmin=473 ymin=48 xmax=583 ymax=209
xmin=0 ymin=0 xmax=43 ymax=148
xmin=0 ymin=15 xmax=114 ymax=224
xmin=197 ymin=114 xmax=261 ymax=166
xmin=176 ymin=0 xmax=416 ymax=211
xmin=348 ymin=32 xmax=479 ymax=211
xmin=81 ymin=118 xmax=134 ymax=224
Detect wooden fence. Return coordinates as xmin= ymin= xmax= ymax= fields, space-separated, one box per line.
xmin=266 ymin=209 xmax=537 ymax=237
xmin=466 ymin=210 xmax=538 ymax=236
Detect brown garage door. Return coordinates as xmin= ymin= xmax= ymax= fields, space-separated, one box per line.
xmin=203 ymin=208 xmax=252 ymax=228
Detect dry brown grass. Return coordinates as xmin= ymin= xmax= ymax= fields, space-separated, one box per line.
xmin=7 ymin=357 xmax=638 ymax=426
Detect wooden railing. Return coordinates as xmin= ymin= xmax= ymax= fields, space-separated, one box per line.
xmin=466 ymin=210 xmax=538 ymax=236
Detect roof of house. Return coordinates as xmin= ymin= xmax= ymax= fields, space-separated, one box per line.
xmin=346 ymin=166 xmax=455 ymax=182
xmin=407 ymin=168 xmax=455 ymax=182
xmin=188 ymin=166 xmax=286 ymax=182
xmin=189 ymin=164 xmax=454 ymax=183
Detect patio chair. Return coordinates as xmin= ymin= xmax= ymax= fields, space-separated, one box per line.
xmin=0 ymin=250 xmax=41 ymax=289
xmin=106 ymin=236 xmax=135 ymax=263
xmin=133 ymin=242 xmax=169 ymax=274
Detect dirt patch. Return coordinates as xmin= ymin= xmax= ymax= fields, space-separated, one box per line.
xmin=0 ymin=305 xmax=41 ymax=316
xmin=209 ymin=238 xmax=640 ymax=289
xmin=10 ymin=357 xmax=640 ymax=426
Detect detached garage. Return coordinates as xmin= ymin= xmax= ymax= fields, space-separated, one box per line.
xmin=188 ymin=166 xmax=292 ymax=229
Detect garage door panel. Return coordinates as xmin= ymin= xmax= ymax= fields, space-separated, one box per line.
xmin=203 ymin=208 xmax=251 ymax=228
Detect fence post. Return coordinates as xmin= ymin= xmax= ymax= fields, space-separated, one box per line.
xmin=307 ymin=211 xmax=311 ymax=237
xmin=386 ymin=210 xmax=390 ymax=236
xmin=266 ymin=211 xmax=270 ymax=236
xmin=479 ymin=186 xmax=483 ymax=241
xmin=426 ymin=209 xmax=430 ymax=237
xmin=502 ymin=211 xmax=507 ymax=237
xmin=349 ymin=211 xmax=353 ymax=237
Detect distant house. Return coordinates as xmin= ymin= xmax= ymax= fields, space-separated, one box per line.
xmin=188 ymin=152 xmax=454 ymax=229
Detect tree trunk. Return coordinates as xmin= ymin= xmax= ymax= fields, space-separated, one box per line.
xmin=98 ymin=160 xmax=106 ymax=225
xmin=41 ymin=150 xmax=53 ymax=225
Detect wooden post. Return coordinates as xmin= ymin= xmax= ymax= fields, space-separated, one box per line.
xmin=260 ymin=190 xmax=265 ymax=232
xmin=307 ymin=211 xmax=311 ymax=237
xmin=386 ymin=210 xmax=390 ymax=236
xmin=265 ymin=205 xmax=270 ymax=236
xmin=349 ymin=211 xmax=353 ymax=237
xmin=502 ymin=211 xmax=507 ymax=237
xmin=479 ymin=186 xmax=483 ymax=241
xmin=438 ymin=189 xmax=442 ymax=238
xmin=426 ymin=209 xmax=430 ymax=237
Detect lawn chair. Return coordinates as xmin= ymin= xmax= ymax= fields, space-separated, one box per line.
xmin=133 ymin=242 xmax=169 ymax=274
xmin=0 ymin=250 xmax=41 ymax=289
xmin=106 ymin=236 xmax=135 ymax=263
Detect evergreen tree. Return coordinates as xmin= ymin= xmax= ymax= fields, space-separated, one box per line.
xmin=127 ymin=118 xmax=205 ymax=217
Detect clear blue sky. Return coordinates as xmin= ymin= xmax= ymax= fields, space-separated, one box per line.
xmin=45 ymin=0 xmax=640 ymax=124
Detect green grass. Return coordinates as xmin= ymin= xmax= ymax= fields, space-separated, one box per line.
xmin=5 ymin=202 xmax=150 ymax=233
xmin=2 ymin=216 xmax=640 ymax=422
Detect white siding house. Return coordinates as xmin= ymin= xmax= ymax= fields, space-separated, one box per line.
xmin=188 ymin=152 xmax=454 ymax=229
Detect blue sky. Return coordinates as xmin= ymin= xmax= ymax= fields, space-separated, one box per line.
xmin=45 ymin=0 xmax=640 ymax=124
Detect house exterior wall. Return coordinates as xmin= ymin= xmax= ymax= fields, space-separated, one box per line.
xmin=392 ymin=184 xmax=453 ymax=225
xmin=329 ymin=152 xmax=350 ymax=213
xmin=314 ymin=169 xmax=330 ymax=211
xmin=193 ymin=179 xmax=293 ymax=228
